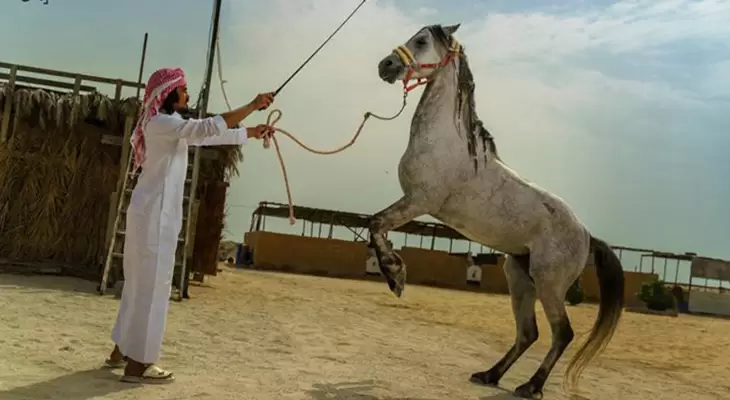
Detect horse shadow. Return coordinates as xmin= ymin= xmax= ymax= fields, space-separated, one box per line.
xmin=478 ymin=387 xmax=590 ymax=400
xmin=305 ymin=380 xmax=438 ymax=400
xmin=0 ymin=368 xmax=132 ymax=400
xmin=479 ymin=392 xmax=522 ymax=400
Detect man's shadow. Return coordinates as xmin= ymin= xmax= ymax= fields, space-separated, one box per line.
xmin=0 ymin=368 xmax=132 ymax=400
xmin=305 ymin=380 xmax=438 ymax=400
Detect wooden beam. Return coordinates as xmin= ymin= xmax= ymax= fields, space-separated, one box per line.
xmin=0 ymin=61 xmax=144 ymax=89
xmin=0 ymin=65 xmax=17 ymax=143
xmin=0 ymin=72 xmax=97 ymax=93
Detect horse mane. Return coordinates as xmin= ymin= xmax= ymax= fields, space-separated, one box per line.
xmin=427 ymin=25 xmax=498 ymax=170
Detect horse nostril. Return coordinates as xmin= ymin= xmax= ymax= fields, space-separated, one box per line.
xmin=384 ymin=59 xmax=393 ymax=67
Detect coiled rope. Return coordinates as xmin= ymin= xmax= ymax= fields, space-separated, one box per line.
xmin=215 ymin=39 xmax=408 ymax=225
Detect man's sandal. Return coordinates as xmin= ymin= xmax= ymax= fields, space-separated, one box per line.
xmin=120 ymin=365 xmax=175 ymax=384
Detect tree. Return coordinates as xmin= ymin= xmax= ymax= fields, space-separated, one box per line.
xmin=566 ymin=278 xmax=585 ymax=306
xmin=637 ymin=280 xmax=676 ymax=311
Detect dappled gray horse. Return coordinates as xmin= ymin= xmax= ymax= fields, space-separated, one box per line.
xmin=370 ymin=24 xmax=625 ymax=399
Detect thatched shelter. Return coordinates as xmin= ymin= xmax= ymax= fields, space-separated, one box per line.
xmin=0 ymin=62 xmax=241 ymax=281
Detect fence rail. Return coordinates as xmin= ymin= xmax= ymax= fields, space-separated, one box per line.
xmin=0 ymin=61 xmax=144 ymax=90
xmin=0 ymin=60 xmax=146 ymax=143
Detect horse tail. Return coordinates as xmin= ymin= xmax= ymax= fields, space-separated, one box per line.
xmin=564 ymin=235 xmax=625 ymax=392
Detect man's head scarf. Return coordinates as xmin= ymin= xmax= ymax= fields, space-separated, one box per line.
xmin=131 ymin=67 xmax=187 ymax=171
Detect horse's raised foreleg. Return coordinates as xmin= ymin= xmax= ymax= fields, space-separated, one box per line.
xmin=369 ymin=196 xmax=427 ymax=297
xmin=512 ymin=263 xmax=575 ymax=399
xmin=471 ymin=254 xmax=538 ymax=387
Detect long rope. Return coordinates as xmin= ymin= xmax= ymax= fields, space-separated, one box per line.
xmin=262 ymin=96 xmax=407 ymax=225
xmin=215 ymin=32 xmax=408 ymax=225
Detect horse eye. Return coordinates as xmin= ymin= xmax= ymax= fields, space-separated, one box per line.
xmin=415 ymin=38 xmax=428 ymax=47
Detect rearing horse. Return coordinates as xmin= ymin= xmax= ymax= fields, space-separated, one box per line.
xmin=370 ymin=24 xmax=625 ymax=399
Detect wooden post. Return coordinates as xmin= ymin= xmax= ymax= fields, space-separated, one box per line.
xmin=0 ymin=65 xmax=17 ymax=143
xmin=72 ymin=75 xmax=82 ymax=97
xmin=118 ymin=116 xmax=134 ymax=188
xmin=114 ymin=79 xmax=123 ymax=103
xmin=327 ymin=214 xmax=335 ymax=239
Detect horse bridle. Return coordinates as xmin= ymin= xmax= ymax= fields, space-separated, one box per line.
xmin=392 ymin=38 xmax=462 ymax=93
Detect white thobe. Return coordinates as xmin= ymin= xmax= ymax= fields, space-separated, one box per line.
xmin=112 ymin=112 xmax=248 ymax=364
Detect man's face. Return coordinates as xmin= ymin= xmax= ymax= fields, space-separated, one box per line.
xmin=174 ymin=85 xmax=189 ymax=111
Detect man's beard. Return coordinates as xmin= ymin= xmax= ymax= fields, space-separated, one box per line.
xmin=175 ymin=105 xmax=192 ymax=116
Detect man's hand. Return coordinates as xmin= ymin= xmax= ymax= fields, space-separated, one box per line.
xmin=247 ymin=124 xmax=275 ymax=140
xmin=250 ymin=92 xmax=275 ymax=111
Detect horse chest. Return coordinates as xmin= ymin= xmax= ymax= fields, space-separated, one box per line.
xmin=397 ymin=135 xmax=461 ymax=194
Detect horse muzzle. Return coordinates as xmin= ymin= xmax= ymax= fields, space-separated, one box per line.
xmin=378 ymin=53 xmax=405 ymax=84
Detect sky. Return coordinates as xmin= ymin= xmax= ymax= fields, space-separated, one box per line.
xmin=2 ymin=0 xmax=729 ymax=270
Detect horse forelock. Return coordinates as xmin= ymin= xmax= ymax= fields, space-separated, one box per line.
xmin=426 ymin=25 xmax=498 ymax=171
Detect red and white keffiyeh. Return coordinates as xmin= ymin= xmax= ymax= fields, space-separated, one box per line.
xmin=131 ymin=67 xmax=187 ymax=171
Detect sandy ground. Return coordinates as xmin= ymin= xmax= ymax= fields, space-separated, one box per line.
xmin=1 ymin=267 xmax=729 ymax=400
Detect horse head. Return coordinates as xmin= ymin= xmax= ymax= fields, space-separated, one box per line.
xmin=377 ymin=24 xmax=462 ymax=86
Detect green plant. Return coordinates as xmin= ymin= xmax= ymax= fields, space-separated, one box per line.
xmin=566 ymin=278 xmax=585 ymax=306
xmin=637 ymin=280 xmax=676 ymax=311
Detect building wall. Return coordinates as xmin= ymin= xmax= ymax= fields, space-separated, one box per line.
xmin=479 ymin=256 xmax=509 ymax=294
xmin=244 ymin=231 xmax=368 ymax=278
xmin=688 ymin=291 xmax=730 ymax=317
xmin=397 ymin=247 xmax=468 ymax=288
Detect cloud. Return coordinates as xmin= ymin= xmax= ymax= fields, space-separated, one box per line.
xmin=218 ymin=0 xmax=729 ymax=257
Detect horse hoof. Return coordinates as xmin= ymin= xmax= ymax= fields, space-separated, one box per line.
xmin=469 ymin=371 xmax=500 ymax=387
xmin=385 ymin=270 xmax=405 ymax=297
xmin=379 ymin=254 xmax=407 ymax=298
xmin=514 ymin=382 xmax=543 ymax=399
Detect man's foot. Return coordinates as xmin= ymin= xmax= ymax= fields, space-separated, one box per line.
xmin=120 ymin=359 xmax=174 ymax=385
xmin=104 ymin=345 xmax=127 ymax=369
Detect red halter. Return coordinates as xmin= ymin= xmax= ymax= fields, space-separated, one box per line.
xmin=392 ymin=39 xmax=462 ymax=93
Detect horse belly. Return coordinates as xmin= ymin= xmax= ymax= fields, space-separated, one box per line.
xmin=434 ymin=184 xmax=544 ymax=255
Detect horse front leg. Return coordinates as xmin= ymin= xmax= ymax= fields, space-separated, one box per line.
xmin=368 ymin=196 xmax=427 ymax=298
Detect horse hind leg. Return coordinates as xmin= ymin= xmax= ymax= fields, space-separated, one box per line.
xmin=513 ymin=260 xmax=577 ymax=399
xmin=471 ymin=254 xmax=538 ymax=387
xmin=368 ymin=195 xmax=427 ymax=297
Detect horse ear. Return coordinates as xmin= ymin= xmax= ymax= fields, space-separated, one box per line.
xmin=443 ymin=23 xmax=461 ymax=35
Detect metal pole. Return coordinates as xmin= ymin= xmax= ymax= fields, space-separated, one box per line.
xmin=198 ymin=0 xmax=222 ymax=117
xmin=674 ymin=259 xmax=680 ymax=284
xmin=136 ymin=33 xmax=149 ymax=100
xmin=651 ymin=254 xmax=655 ymax=274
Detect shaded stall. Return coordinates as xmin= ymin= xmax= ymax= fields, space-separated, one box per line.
xmin=244 ymin=201 xmax=495 ymax=288
xmin=0 ymin=60 xmax=241 ymax=285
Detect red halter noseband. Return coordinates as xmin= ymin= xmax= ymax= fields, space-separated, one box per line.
xmin=392 ymin=39 xmax=462 ymax=93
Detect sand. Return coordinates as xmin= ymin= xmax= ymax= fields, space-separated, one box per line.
xmin=1 ymin=266 xmax=729 ymax=400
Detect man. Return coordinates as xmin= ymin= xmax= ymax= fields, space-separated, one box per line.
xmin=104 ymin=67 xmax=276 ymax=384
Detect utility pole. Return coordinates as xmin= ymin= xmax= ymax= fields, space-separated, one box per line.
xmin=178 ymin=0 xmax=223 ymax=297
xmin=198 ymin=0 xmax=223 ymax=117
